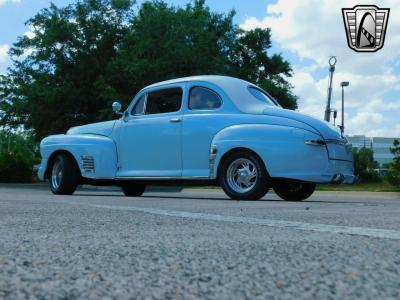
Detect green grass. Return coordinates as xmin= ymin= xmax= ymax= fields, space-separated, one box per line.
xmin=316 ymin=181 xmax=400 ymax=193
xmin=192 ymin=181 xmax=400 ymax=193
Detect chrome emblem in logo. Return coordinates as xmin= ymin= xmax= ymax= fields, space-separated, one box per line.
xmin=342 ymin=5 xmax=390 ymax=52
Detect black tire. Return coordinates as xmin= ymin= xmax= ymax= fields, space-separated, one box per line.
xmin=219 ymin=150 xmax=271 ymax=200
xmin=272 ymin=180 xmax=316 ymax=201
xmin=121 ymin=183 xmax=146 ymax=197
xmin=49 ymin=154 xmax=80 ymax=195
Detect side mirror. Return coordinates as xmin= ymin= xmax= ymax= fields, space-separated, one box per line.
xmin=112 ymin=101 xmax=123 ymax=115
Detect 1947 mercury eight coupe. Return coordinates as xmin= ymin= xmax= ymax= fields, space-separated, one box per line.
xmin=38 ymin=75 xmax=356 ymax=201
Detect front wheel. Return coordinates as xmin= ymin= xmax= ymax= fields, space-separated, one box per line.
xmin=49 ymin=154 xmax=80 ymax=195
xmin=219 ymin=150 xmax=271 ymax=200
xmin=272 ymin=180 xmax=316 ymax=201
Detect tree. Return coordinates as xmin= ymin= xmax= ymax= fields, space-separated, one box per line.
xmin=0 ymin=0 xmax=298 ymax=140
xmin=352 ymin=147 xmax=380 ymax=182
xmin=0 ymin=130 xmax=38 ymax=182
xmin=386 ymin=139 xmax=400 ymax=186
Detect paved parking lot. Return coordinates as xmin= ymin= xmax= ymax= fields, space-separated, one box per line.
xmin=0 ymin=184 xmax=399 ymax=299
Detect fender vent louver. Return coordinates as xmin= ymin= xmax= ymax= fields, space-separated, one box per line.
xmin=81 ymin=156 xmax=95 ymax=173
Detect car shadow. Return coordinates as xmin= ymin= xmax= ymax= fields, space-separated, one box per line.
xmin=72 ymin=193 xmax=367 ymax=204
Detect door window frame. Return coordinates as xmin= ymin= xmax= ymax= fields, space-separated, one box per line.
xmin=129 ymin=85 xmax=184 ymax=117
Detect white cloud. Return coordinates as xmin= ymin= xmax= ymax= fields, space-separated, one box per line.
xmin=0 ymin=0 xmax=20 ymax=6
xmin=241 ymin=0 xmax=400 ymax=138
xmin=0 ymin=44 xmax=9 ymax=63
xmin=24 ymin=30 xmax=35 ymax=39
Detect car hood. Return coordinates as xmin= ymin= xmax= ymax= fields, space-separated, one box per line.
xmin=263 ymin=107 xmax=341 ymax=140
xmin=67 ymin=120 xmax=116 ymax=136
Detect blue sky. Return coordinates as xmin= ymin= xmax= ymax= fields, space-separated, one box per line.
xmin=0 ymin=0 xmax=399 ymax=137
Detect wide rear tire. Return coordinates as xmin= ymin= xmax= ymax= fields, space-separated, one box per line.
xmin=49 ymin=154 xmax=80 ymax=195
xmin=219 ymin=150 xmax=270 ymax=200
xmin=272 ymin=180 xmax=316 ymax=201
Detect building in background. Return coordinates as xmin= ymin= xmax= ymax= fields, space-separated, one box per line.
xmin=346 ymin=135 xmax=398 ymax=168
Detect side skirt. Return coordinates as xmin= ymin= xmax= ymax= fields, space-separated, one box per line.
xmin=81 ymin=177 xmax=218 ymax=187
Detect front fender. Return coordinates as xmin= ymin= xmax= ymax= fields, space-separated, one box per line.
xmin=39 ymin=134 xmax=117 ymax=180
xmin=211 ymin=124 xmax=329 ymax=179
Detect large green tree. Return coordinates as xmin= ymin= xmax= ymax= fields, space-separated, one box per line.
xmin=386 ymin=139 xmax=400 ymax=186
xmin=352 ymin=147 xmax=380 ymax=182
xmin=0 ymin=0 xmax=298 ymax=140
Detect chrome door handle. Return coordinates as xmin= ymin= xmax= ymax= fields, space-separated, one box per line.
xmin=169 ymin=118 xmax=182 ymax=123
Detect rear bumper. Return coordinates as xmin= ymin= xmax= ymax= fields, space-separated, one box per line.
xmin=272 ymin=159 xmax=356 ymax=184
xmin=307 ymin=159 xmax=356 ymax=184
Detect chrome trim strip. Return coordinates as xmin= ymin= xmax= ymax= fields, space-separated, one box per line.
xmin=324 ymin=139 xmax=347 ymax=145
xmin=305 ymin=139 xmax=326 ymax=146
xmin=81 ymin=155 xmax=95 ymax=173
xmin=115 ymin=176 xmax=210 ymax=180
xmin=209 ymin=145 xmax=218 ymax=179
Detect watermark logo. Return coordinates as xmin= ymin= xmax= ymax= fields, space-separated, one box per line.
xmin=342 ymin=5 xmax=390 ymax=52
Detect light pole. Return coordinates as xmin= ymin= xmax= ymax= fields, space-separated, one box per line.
xmin=324 ymin=56 xmax=337 ymax=122
xmin=340 ymin=81 xmax=349 ymax=136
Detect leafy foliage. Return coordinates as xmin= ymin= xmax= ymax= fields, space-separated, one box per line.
xmin=0 ymin=0 xmax=298 ymax=140
xmin=386 ymin=139 xmax=400 ymax=186
xmin=352 ymin=147 xmax=381 ymax=183
xmin=0 ymin=131 xmax=39 ymax=182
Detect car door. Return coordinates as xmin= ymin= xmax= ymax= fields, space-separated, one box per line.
xmin=116 ymin=85 xmax=184 ymax=178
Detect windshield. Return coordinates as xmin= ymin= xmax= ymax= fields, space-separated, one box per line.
xmin=248 ymin=86 xmax=278 ymax=106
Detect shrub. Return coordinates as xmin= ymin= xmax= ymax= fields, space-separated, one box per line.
xmin=0 ymin=149 xmax=35 ymax=183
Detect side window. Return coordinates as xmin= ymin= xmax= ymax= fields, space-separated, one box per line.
xmin=132 ymin=94 xmax=146 ymax=115
xmin=189 ymin=87 xmax=222 ymax=110
xmin=145 ymin=88 xmax=182 ymax=115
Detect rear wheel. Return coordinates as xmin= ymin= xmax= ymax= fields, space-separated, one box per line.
xmin=121 ymin=183 xmax=146 ymax=197
xmin=219 ymin=150 xmax=270 ymax=200
xmin=49 ymin=154 xmax=80 ymax=195
xmin=272 ymin=180 xmax=316 ymax=201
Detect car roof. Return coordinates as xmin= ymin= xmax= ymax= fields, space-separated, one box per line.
xmin=144 ymin=75 xmax=251 ymax=90
xmin=142 ymin=75 xmax=279 ymax=114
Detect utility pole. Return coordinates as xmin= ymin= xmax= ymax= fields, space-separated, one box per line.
xmin=324 ymin=56 xmax=337 ymax=122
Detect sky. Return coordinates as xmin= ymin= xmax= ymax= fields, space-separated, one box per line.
xmin=0 ymin=0 xmax=399 ymax=138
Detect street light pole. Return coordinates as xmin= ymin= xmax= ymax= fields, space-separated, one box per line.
xmin=324 ymin=56 xmax=337 ymax=122
xmin=340 ymin=81 xmax=349 ymax=136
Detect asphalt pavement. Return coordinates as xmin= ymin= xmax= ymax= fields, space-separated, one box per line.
xmin=0 ymin=184 xmax=399 ymax=300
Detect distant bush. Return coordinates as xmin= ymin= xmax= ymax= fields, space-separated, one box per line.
xmin=352 ymin=147 xmax=381 ymax=183
xmin=386 ymin=139 xmax=400 ymax=187
xmin=0 ymin=130 xmax=39 ymax=183
xmin=386 ymin=170 xmax=400 ymax=186
xmin=0 ymin=149 xmax=35 ymax=183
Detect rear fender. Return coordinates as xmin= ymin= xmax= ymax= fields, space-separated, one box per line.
xmin=210 ymin=124 xmax=328 ymax=179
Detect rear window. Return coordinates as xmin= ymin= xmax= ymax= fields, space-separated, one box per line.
xmin=248 ymin=86 xmax=277 ymax=106
xmin=189 ymin=87 xmax=222 ymax=110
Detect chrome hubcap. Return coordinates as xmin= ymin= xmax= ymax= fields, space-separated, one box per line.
xmin=227 ymin=158 xmax=258 ymax=193
xmin=51 ymin=159 xmax=63 ymax=190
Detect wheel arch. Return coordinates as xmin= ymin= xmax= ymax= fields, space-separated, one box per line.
xmin=45 ymin=150 xmax=81 ymax=180
xmin=216 ymin=147 xmax=269 ymax=179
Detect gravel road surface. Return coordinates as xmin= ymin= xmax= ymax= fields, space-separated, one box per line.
xmin=0 ymin=184 xmax=399 ymax=300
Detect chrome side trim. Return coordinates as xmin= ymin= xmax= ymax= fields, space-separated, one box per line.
xmin=81 ymin=155 xmax=95 ymax=173
xmin=324 ymin=139 xmax=347 ymax=145
xmin=305 ymin=139 xmax=326 ymax=146
xmin=209 ymin=145 xmax=218 ymax=179
xmin=115 ymin=176 xmax=209 ymax=180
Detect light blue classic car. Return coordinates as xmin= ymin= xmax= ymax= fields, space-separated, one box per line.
xmin=38 ymin=75 xmax=356 ymax=201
